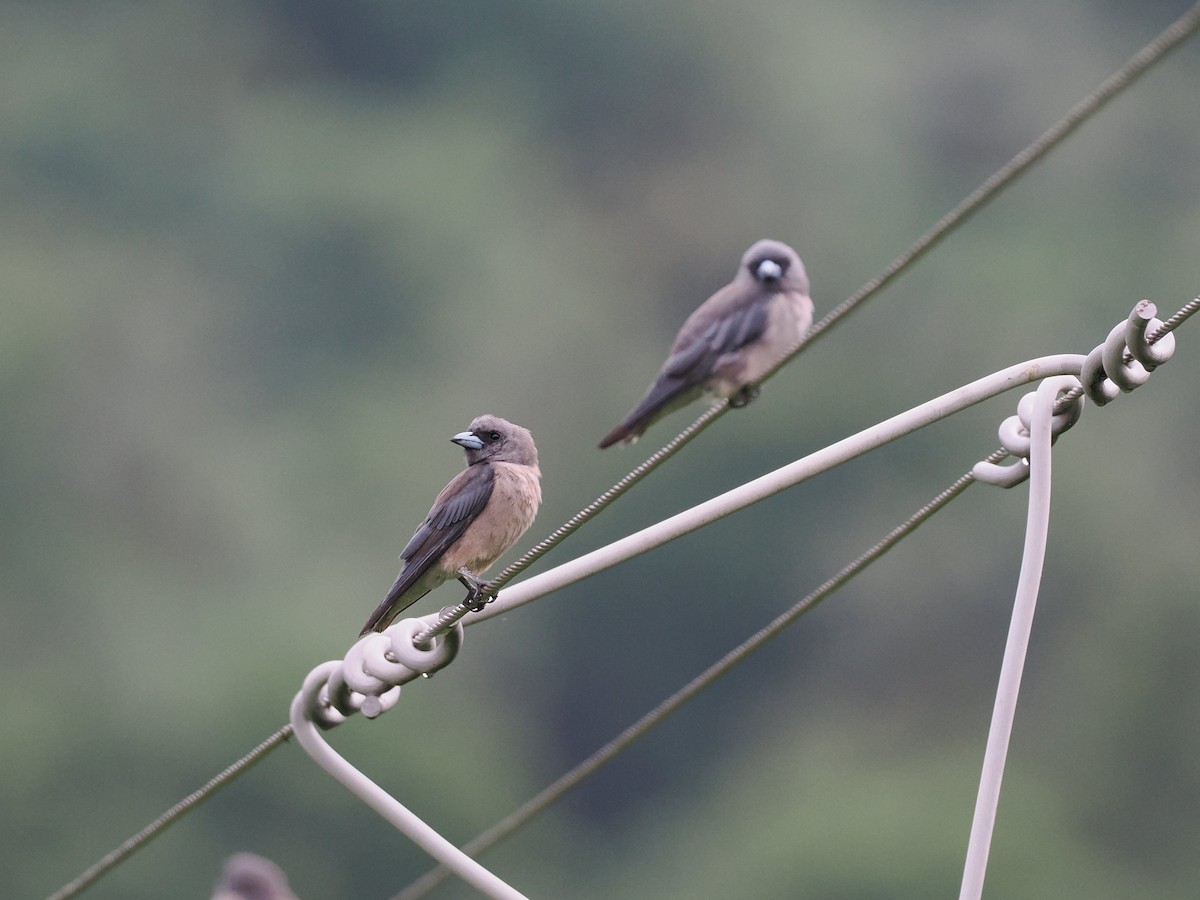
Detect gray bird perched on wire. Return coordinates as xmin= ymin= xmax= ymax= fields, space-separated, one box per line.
xmin=599 ymin=239 xmax=813 ymax=448
xmin=211 ymin=853 xmax=298 ymax=900
xmin=360 ymin=415 xmax=541 ymax=635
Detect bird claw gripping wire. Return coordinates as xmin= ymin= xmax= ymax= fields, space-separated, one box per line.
xmin=728 ymin=384 xmax=761 ymax=408
xmin=462 ymin=586 xmax=497 ymax=613
xmin=973 ymin=300 xmax=1177 ymax=488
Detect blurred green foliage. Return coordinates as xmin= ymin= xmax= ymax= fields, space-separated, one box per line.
xmin=3 ymin=1 xmax=1199 ymax=897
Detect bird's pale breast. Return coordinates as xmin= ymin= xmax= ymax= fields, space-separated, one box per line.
xmin=439 ymin=462 xmax=542 ymax=574
xmin=708 ymin=290 xmax=813 ymax=397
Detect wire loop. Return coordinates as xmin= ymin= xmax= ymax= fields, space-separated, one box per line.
xmin=322 ymin=668 xmax=359 ymax=722
xmin=303 ymin=664 xmax=348 ymax=729
xmin=976 ymin=297 xmax=1184 ymax=489
xmin=1080 ymin=341 xmax=1122 ymax=406
xmin=334 ymin=620 xmax=465 ymax=721
xmin=973 ymin=379 xmax=1083 ymax=487
xmin=1128 ymin=299 xmax=1177 ymax=369
xmin=290 ymin=666 xmax=529 ymax=898
xmin=343 ymin=635 xmax=396 ymax=696
xmin=1082 ymin=300 xmax=1175 ymax=405
xmin=384 ymin=618 xmax=464 ymax=676
xmin=1102 ymin=321 xmax=1151 ymax=392
xmin=342 ymin=638 xmax=405 ymax=719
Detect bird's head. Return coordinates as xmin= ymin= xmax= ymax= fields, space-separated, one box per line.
xmin=452 ymin=414 xmax=539 ymax=467
xmin=741 ymin=238 xmax=809 ymax=295
xmin=212 ymin=853 xmax=297 ymax=900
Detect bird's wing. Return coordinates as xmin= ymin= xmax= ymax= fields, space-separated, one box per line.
xmin=360 ymin=464 xmax=495 ymax=634
xmin=598 ymin=289 xmax=773 ymax=448
xmin=627 ymin=293 xmax=772 ymax=418
xmin=400 ymin=466 xmax=493 ymax=558
xmin=664 ymin=292 xmax=771 ymax=380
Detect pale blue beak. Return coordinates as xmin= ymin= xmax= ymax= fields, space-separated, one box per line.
xmin=451 ymin=431 xmax=484 ymax=450
xmin=756 ymin=259 xmax=783 ymax=281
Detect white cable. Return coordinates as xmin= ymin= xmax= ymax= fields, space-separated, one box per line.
xmin=297 ymin=310 xmax=1175 ymax=896
xmin=289 ymin=663 xmax=529 ymax=900
xmin=451 ymin=354 xmax=1088 ymax=628
xmin=298 ymin=352 xmax=1082 ymax=897
xmin=958 ymin=375 xmax=1080 ymax=900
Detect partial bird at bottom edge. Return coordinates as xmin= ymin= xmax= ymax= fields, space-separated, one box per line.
xmin=211 ymin=852 xmax=299 ymax=900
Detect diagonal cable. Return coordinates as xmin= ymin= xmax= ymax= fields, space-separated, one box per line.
xmin=414 ymin=0 xmax=1200 ymax=644
xmin=1048 ymin=294 xmax=1198 ymax=416
xmin=46 ymin=1 xmax=1200 ymax=889
xmin=1150 ymin=295 xmax=1200 ymax=336
xmin=47 ymin=726 xmax=294 ymax=900
xmin=395 ymin=294 xmax=1200 ymax=898
xmin=394 ymin=470 xmax=983 ymax=899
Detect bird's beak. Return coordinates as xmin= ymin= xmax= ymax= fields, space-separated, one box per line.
xmin=451 ymin=431 xmax=485 ymax=450
xmin=756 ymin=259 xmax=783 ymax=281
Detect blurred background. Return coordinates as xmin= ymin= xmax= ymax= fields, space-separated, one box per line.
xmin=4 ymin=1 xmax=1199 ymax=897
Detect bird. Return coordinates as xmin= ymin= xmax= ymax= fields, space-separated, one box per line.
xmin=359 ymin=414 xmax=542 ymax=635
xmin=598 ymin=239 xmax=813 ymax=448
xmin=211 ymin=853 xmax=298 ymax=900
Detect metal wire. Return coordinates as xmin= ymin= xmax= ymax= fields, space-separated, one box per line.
xmin=45 ymin=0 xmax=1200 ymax=886
xmin=47 ymin=725 xmax=294 ymax=900
xmin=396 ymin=293 xmax=1199 ymax=897
xmin=290 ymin=665 xmax=528 ymax=899
xmin=394 ymin=471 xmax=982 ymax=899
xmin=960 ymin=376 xmax=1077 ymax=900
xmin=1151 ymin=295 xmax=1200 ymax=337
xmin=414 ymin=3 xmax=1200 ymax=643
xmin=753 ymin=8 xmax=1200 ymax=389
xmin=1022 ymin=296 xmax=1195 ymax=449
xmin=410 ymin=403 xmax=727 ymax=644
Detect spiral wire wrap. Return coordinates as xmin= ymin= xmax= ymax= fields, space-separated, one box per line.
xmin=42 ymin=0 xmax=1200 ymax=880
xmin=973 ymin=298 xmax=1186 ymax=487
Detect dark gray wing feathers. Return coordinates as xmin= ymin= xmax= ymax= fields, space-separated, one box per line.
xmin=598 ymin=292 xmax=774 ymax=448
xmin=360 ymin=464 xmax=495 ymax=633
xmin=732 ymin=299 xmax=769 ymax=347
xmin=665 ymin=293 xmax=771 ymax=381
xmin=398 ymin=463 xmax=494 ymax=570
xmin=400 ymin=469 xmax=491 ymax=561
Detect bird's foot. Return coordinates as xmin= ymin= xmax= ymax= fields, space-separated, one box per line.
xmin=457 ymin=569 xmax=497 ymax=612
xmin=729 ymin=385 xmax=761 ymax=408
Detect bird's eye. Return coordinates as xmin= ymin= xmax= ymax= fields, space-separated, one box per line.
xmin=488 ymin=430 xmax=502 ymax=442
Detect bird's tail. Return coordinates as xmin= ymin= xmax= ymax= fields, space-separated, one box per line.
xmin=598 ymin=377 xmax=700 ymax=448
xmin=359 ymin=578 xmax=429 ymax=636
xmin=358 ymin=598 xmax=394 ymax=636
xmin=598 ymin=419 xmax=643 ymax=449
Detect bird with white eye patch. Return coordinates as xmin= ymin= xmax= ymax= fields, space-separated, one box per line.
xmin=599 ymin=239 xmax=813 ymax=448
